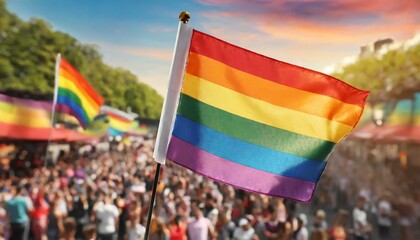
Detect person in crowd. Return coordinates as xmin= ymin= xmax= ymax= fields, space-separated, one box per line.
xmin=31 ymin=188 xmax=49 ymax=240
xmin=294 ymin=213 xmax=308 ymax=240
xmin=82 ymin=224 xmax=97 ymax=240
xmin=376 ymin=193 xmax=392 ymax=240
xmin=168 ymin=215 xmax=187 ymax=240
xmin=187 ymin=203 xmax=215 ymax=240
xmin=397 ymin=200 xmax=415 ymax=240
xmin=47 ymin=196 xmax=64 ymax=240
xmin=4 ymin=185 xmax=32 ymax=240
xmin=69 ymin=193 xmax=90 ymax=239
xmin=264 ymin=205 xmax=283 ymax=240
xmin=312 ymin=209 xmax=328 ymax=231
xmin=149 ymin=217 xmax=170 ymax=240
xmin=231 ymin=199 xmax=244 ymax=222
xmin=327 ymin=226 xmax=347 ymax=240
xmin=115 ymin=193 xmax=128 ymax=240
xmin=2 ymin=138 xmax=419 ymax=240
xmin=310 ymin=229 xmax=328 ymax=240
xmin=215 ymin=209 xmax=235 ymax=240
xmin=353 ymin=196 xmax=371 ymax=240
xmin=127 ymin=198 xmax=145 ymax=240
xmin=276 ymin=198 xmax=287 ymax=223
xmin=233 ymin=218 xmax=258 ymax=240
xmin=329 ymin=210 xmax=350 ymax=239
xmin=62 ymin=217 xmax=77 ymax=240
xmin=95 ymin=195 xmax=119 ymax=240
xmin=0 ymin=194 xmax=9 ymax=240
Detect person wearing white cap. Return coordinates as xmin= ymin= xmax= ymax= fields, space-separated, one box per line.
xmin=294 ymin=213 xmax=308 ymax=240
xmin=312 ymin=209 xmax=328 ymax=231
xmin=233 ymin=218 xmax=259 ymax=240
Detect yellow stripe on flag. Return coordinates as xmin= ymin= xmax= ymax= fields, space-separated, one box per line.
xmin=1 ymin=111 xmax=51 ymax=128
xmin=59 ymin=68 xmax=100 ymax=109
xmin=58 ymin=77 xmax=98 ymax=119
xmin=182 ymin=73 xmax=353 ymax=143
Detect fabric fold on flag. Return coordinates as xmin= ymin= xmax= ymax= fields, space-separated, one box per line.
xmin=166 ymin=30 xmax=369 ymax=202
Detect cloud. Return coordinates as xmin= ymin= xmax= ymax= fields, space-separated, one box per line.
xmin=198 ymin=0 xmax=420 ymax=21
xmin=197 ymin=0 xmax=420 ymax=44
xmin=195 ymin=0 xmax=419 ymax=74
xmin=98 ymin=42 xmax=172 ymax=62
xmin=195 ymin=0 xmax=420 ymax=61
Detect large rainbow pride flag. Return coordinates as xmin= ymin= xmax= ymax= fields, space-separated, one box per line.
xmin=57 ymin=58 xmax=104 ymax=128
xmin=166 ymin=30 xmax=369 ymax=202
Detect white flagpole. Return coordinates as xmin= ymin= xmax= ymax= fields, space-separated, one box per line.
xmin=51 ymin=53 xmax=61 ymax=125
xmin=153 ymin=12 xmax=192 ymax=164
xmin=44 ymin=53 xmax=61 ymax=168
xmin=145 ymin=12 xmax=191 ymax=240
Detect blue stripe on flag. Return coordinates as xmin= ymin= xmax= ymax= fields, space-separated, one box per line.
xmin=172 ymin=115 xmax=326 ymax=182
xmin=57 ymin=95 xmax=87 ymax=126
xmin=108 ymin=127 xmax=124 ymax=136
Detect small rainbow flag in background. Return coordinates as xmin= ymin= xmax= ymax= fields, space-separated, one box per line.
xmin=388 ymin=93 xmax=420 ymax=125
xmin=57 ymin=57 xmax=104 ymax=127
xmin=106 ymin=112 xmax=131 ymax=136
xmin=101 ymin=105 xmax=137 ymax=136
xmin=165 ymin=30 xmax=369 ymax=202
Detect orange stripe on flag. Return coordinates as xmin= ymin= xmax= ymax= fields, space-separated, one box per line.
xmin=186 ymin=52 xmax=363 ymax=127
xmin=60 ymin=58 xmax=104 ymax=106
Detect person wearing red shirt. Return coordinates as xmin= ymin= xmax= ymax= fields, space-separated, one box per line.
xmin=169 ymin=215 xmax=187 ymax=240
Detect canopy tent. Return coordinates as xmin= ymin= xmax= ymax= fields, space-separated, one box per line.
xmin=0 ymin=93 xmax=102 ymax=142
xmin=0 ymin=121 xmax=103 ymax=142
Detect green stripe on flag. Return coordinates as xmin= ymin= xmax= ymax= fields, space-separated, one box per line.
xmin=177 ymin=94 xmax=335 ymax=162
xmin=58 ymin=87 xmax=90 ymax=122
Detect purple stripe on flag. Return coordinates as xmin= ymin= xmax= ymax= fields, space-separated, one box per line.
xmin=167 ymin=136 xmax=316 ymax=202
xmin=0 ymin=93 xmax=73 ymax=114
xmin=0 ymin=93 xmax=52 ymax=109
xmin=55 ymin=103 xmax=74 ymax=115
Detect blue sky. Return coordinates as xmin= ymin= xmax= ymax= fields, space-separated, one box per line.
xmin=7 ymin=0 xmax=420 ymax=95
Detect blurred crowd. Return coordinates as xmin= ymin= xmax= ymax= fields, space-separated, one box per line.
xmin=0 ymin=139 xmax=419 ymax=240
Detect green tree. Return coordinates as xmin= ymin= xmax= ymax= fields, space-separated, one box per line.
xmin=334 ymin=41 xmax=420 ymax=101
xmin=0 ymin=0 xmax=163 ymax=118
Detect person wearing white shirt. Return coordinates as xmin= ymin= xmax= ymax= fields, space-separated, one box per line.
xmin=377 ymin=197 xmax=392 ymax=240
xmin=353 ymin=196 xmax=371 ymax=240
xmin=233 ymin=218 xmax=258 ymax=240
xmin=187 ymin=204 xmax=215 ymax=240
xmin=95 ymin=196 xmax=119 ymax=240
xmin=295 ymin=214 xmax=308 ymax=240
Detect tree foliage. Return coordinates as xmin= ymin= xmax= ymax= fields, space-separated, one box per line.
xmin=0 ymin=0 xmax=163 ymax=118
xmin=334 ymin=40 xmax=420 ymax=101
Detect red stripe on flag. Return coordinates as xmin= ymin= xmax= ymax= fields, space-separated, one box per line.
xmin=60 ymin=58 xmax=104 ymax=106
xmin=106 ymin=112 xmax=132 ymax=123
xmin=189 ymin=30 xmax=368 ymax=107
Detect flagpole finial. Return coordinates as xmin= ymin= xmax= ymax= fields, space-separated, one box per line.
xmin=179 ymin=11 xmax=190 ymax=24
